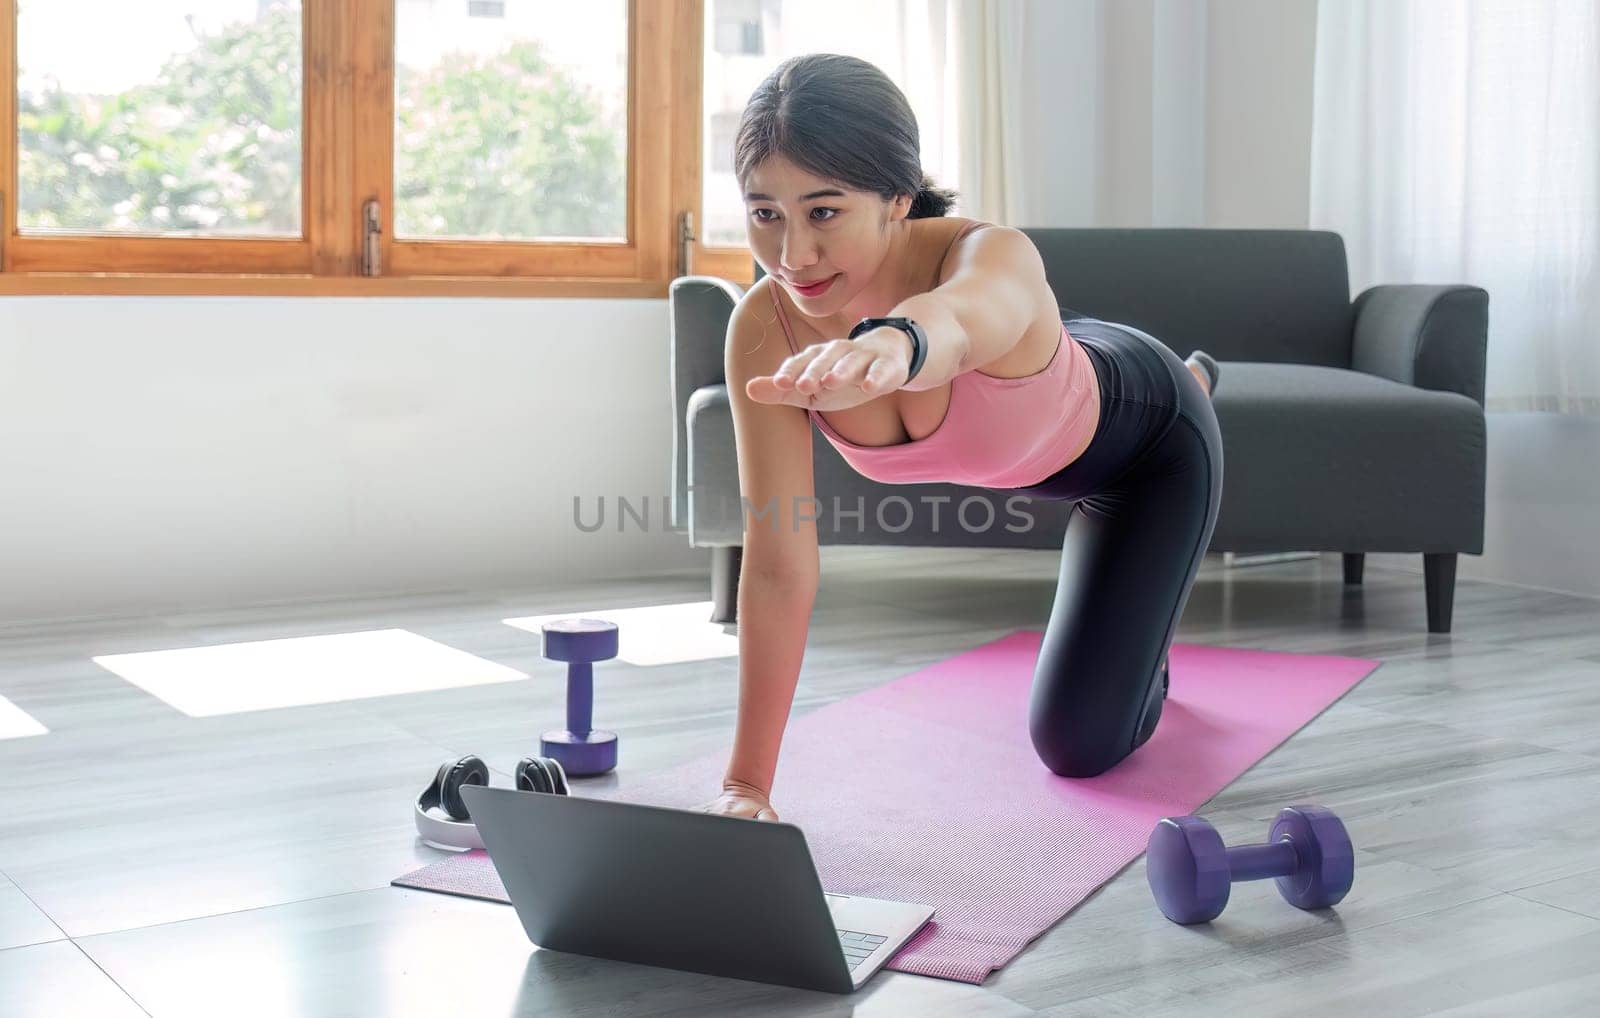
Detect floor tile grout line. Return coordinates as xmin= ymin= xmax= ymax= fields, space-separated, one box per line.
xmin=1503 ymin=890 xmax=1600 ymax=924
xmin=1505 ymin=866 xmax=1600 ymax=897
xmin=63 ymin=883 xmax=396 ymax=945
xmin=68 ymin=940 xmax=156 ymax=1018
xmin=3 ymin=857 xmax=434 ymax=962
xmin=0 ymin=862 xmax=70 ymax=948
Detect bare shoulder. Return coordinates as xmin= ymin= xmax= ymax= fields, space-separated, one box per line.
xmin=944 ymin=220 xmax=1034 ymax=262
xmin=933 ymin=220 xmax=1050 ymax=296
xmin=724 ymin=275 xmax=792 ymax=383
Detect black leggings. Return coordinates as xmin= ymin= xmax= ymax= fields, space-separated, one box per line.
xmin=1002 ymin=315 xmax=1224 ymax=778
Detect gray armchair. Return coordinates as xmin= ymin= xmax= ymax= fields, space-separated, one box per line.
xmin=670 ymin=229 xmax=1487 ymax=633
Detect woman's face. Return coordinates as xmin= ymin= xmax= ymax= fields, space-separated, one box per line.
xmin=742 ymin=154 xmax=911 ymax=314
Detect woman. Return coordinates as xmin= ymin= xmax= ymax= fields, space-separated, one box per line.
xmin=698 ymin=54 xmax=1223 ymax=822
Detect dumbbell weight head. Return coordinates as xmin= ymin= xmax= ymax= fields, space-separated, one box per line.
xmin=1147 ymin=815 xmax=1230 ymax=924
xmin=541 ymin=618 xmax=619 ymax=663
xmin=540 ymin=618 xmax=620 ymax=777
xmin=1146 ymin=805 xmax=1354 ymax=925
xmin=1268 ymin=805 xmax=1354 ymax=910
xmin=539 ymin=728 xmax=617 ymax=776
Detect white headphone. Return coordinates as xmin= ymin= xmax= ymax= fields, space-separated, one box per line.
xmin=414 ymin=754 xmax=570 ymax=851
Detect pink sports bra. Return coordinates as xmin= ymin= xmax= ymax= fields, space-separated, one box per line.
xmin=769 ymin=220 xmax=1101 ymax=489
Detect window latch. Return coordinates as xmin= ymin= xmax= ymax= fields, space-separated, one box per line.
xmin=677 ymin=210 xmax=696 ymax=278
xmin=362 ymin=200 xmax=382 ymax=277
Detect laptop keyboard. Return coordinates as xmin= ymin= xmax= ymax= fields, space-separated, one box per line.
xmin=837 ymin=928 xmax=888 ymax=970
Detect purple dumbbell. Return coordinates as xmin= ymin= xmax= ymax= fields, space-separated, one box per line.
xmin=539 ymin=618 xmax=620 ymax=777
xmin=1146 ymin=805 xmax=1354 ymax=925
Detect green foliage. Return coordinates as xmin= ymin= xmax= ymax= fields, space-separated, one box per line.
xmin=18 ymin=6 xmax=624 ymax=239
xmin=18 ymin=5 xmax=302 ymax=233
xmin=396 ymin=43 xmax=625 ymax=239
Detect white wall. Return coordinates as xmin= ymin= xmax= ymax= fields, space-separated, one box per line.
xmin=0 ymin=297 xmax=701 ymax=624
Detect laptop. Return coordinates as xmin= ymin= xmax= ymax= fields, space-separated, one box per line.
xmin=460 ymin=784 xmax=934 ymax=993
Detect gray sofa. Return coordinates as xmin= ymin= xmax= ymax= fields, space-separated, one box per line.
xmin=671 ymin=228 xmax=1488 ymax=633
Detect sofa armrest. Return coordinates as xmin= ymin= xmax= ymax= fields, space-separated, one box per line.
xmin=671 ymin=275 xmax=744 ymax=530
xmin=1350 ymin=284 xmax=1489 ymax=407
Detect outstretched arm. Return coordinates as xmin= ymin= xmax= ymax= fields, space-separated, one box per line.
xmin=881 ymin=225 xmax=1048 ymax=392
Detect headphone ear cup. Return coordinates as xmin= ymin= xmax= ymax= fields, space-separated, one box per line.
xmin=543 ymin=756 xmax=570 ymax=795
xmin=516 ymin=756 xmax=569 ymax=795
xmin=515 ymin=756 xmax=552 ymax=794
xmin=439 ymin=755 xmax=490 ymax=820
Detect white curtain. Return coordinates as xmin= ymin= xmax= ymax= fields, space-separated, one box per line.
xmin=1312 ymin=0 xmax=1600 ymax=415
xmin=935 ymin=0 xmax=1209 ymax=229
xmin=947 ymin=0 xmax=1031 ymax=225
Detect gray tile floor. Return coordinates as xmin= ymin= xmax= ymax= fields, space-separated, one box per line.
xmin=2 ymin=548 xmax=1597 ymax=1017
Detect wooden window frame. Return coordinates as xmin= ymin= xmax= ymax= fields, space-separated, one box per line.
xmin=0 ymin=0 xmax=755 ymax=298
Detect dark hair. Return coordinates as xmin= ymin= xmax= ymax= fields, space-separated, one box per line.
xmin=734 ymin=53 xmax=959 ymax=219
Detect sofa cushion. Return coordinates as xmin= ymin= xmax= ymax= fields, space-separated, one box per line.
xmin=1212 ymin=363 xmax=1485 ymax=553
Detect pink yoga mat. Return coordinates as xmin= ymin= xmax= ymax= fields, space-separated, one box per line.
xmin=395 ymin=632 xmax=1379 ymax=984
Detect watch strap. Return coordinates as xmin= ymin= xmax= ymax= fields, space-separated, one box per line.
xmin=848 ymin=316 xmax=928 ymax=385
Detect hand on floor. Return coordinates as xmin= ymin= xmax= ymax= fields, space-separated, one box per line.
xmin=697 ymin=779 xmax=782 ymax=822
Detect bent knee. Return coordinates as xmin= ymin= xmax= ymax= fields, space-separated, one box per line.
xmin=1029 ymin=725 xmax=1133 ymax=778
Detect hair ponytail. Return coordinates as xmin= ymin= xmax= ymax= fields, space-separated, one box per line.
xmin=907 ymin=173 xmax=960 ymax=219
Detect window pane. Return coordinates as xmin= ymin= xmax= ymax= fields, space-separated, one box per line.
xmin=701 ymin=0 xmax=958 ymax=249
xmin=15 ymin=1 xmax=303 ymax=236
xmin=395 ymin=0 xmax=628 ymax=242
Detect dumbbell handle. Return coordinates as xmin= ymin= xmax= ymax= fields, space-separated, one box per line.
xmin=1227 ymin=838 xmax=1300 ymax=882
xmin=566 ymin=662 xmax=593 ymax=737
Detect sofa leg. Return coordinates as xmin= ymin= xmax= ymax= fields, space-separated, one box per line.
xmin=1343 ymin=553 xmax=1365 ymax=586
xmin=1424 ymin=552 xmax=1457 ymax=634
xmin=710 ymin=545 xmax=742 ymax=625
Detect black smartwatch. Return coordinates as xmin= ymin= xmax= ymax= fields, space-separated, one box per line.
xmin=848 ymin=316 xmax=929 ymax=385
